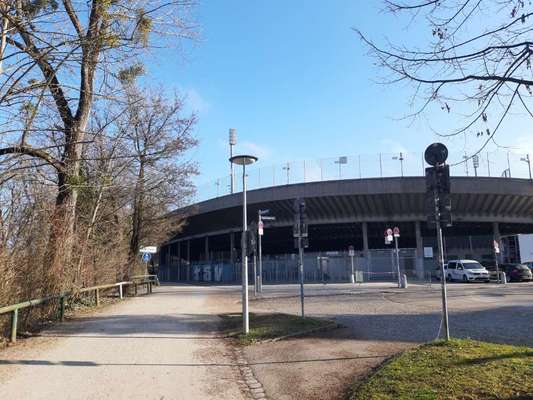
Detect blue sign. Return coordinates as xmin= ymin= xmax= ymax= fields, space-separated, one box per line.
xmin=142 ymin=253 xmax=152 ymax=262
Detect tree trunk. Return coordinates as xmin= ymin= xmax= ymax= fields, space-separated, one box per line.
xmin=128 ymin=161 xmax=145 ymax=277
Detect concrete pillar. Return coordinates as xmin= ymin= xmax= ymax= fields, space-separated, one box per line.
xmin=186 ymin=239 xmax=191 ymax=281
xmin=415 ymin=221 xmax=424 ymax=280
xmin=177 ymin=240 xmax=182 ymax=281
xmin=362 ymin=222 xmax=370 ymax=277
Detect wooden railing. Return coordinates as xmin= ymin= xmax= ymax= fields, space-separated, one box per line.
xmin=0 ymin=274 xmax=159 ymax=343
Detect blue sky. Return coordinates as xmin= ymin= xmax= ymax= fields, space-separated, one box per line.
xmin=145 ymin=1 xmax=533 ymax=188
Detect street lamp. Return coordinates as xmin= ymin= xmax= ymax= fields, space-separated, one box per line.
xmin=334 ymin=156 xmax=348 ymax=179
xmin=282 ymin=162 xmax=290 ymax=185
xmin=230 ymin=154 xmax=258 ymax=335
xmin=472 ymin=155 xmax=479 ymax=177
xmin=392 ymin=152 xmax=404 ymax=177
xmin=521 ymin=154 xmax=532 ymax=181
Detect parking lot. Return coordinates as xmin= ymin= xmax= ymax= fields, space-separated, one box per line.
xmin=242 ymin=281 xmax=533 ymax=399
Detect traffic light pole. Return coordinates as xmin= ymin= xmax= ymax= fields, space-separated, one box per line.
xmin=299 ymin=236 xmax=305 ymax=318
xmin=435 ymin=189 xmax=450 ymax=341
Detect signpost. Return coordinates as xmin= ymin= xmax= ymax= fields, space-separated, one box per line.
xmin=385 ymin=228 xmax=401 ymax=287
xmin=257 ymin=209 xmax=275 ymax=294
xmin=140 ymin=246 xmax=157 ymax=274
xmin=493 ymin=239 xmax=501 ymax=283
xmin=348 ymin=245 xmax=355 ymax=284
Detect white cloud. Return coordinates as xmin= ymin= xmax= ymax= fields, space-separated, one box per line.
xmin=184 ymin=88 xmax=210 ymax=113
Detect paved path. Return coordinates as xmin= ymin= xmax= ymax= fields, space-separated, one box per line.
xmin=0 ymin=285 xmax=245 ymax=400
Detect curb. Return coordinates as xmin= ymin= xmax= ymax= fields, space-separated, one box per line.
xmin=232 ymin=346 xmax=269 ymax=400
xmin=260 ymin=321 xmax=341 ymax=344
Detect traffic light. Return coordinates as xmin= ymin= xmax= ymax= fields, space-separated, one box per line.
xmin=293 ymin=198 xmax=309 ymax=249
xmin=246 ymin=221 xmax=257 ymax=256
xmin=425 ymin=165 xmax=452 ymax=227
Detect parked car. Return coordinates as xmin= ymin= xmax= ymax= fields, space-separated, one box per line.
xmin=444 ymin=260 xmax=490 ymax=282
xmin=500 ymin=263 xmax=533 ymax=282
xmin=522 ymin=261 xmax=533 ymax=272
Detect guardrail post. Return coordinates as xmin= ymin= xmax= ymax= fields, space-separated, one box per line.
xmin=60 ymin=296 xmax=65 ymax=321
xmin=95 ymin=288 xmax=100 ymax=306
xmin=134 ymin=283 xmax=138 ymax=296
xmin=119 ymin=284 xmax=123 ymax=300
xmin=11 ymin=309 xmax=18 ymax=343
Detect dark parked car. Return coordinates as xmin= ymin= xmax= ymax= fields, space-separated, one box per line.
xmin=500 ymin=263 xmax=533 ymax=282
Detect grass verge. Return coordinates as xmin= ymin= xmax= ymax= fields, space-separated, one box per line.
xmin=350 ymin=339 xmax=533 ymax=400
xmin=219 ymin=312 xmax=336 ymax=345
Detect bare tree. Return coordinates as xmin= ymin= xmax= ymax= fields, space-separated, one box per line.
xmin=358 ymin=1 xmax=533 ymax=157
xmin=115 ymin=85 xmax=197 ymax=275
xmin=0 ymin=1 xmax=197 ymax=287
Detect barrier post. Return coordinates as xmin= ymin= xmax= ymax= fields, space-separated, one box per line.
xmin=10 ymin=309 xmax=18 ymax=343
xmin=119 ymin=284 xmax=123 ymax=300
xmin=95 ymin=288 xmax=100 ymax=306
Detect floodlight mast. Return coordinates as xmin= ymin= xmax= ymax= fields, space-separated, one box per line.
xmin=229 ymin=129 xmax=237 ymax=194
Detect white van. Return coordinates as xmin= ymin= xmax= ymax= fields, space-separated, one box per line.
xmin=444 ymin=260 xmax=490 ymax=282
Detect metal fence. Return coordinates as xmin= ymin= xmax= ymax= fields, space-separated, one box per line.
xmin=165 ymin=249 xmax=433 ymax=285
xmin=195 ymin=150 xmax=533 ymax=202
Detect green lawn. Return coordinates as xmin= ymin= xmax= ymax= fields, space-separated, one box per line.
xmin=219 ymin=312 xmax=336 ymax=345
xmin=351 ymin=339 xmax=533 ymax=400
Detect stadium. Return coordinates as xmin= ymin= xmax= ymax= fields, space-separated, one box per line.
xmin=157 ymin=151 xmax=533 ymax=284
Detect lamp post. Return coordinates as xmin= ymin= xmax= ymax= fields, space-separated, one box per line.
xmin=472 ymin=155 xmax=479 ymax=177
xmin=521 ymin=154 xmax=532 ymax=181
xmin=392 ymin=152 xmax=404 ymax=177
xmin=334 ymin=156 xmax=348 ymax=179
xmin=229 ymin=129 xmax=237 ymax=193
xmin=282 ymin=162 xmax=290 ymax=185
xmin=230 ymin=154 xmax=258 ymax=335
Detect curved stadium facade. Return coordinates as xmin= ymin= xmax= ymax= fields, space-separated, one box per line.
xmin=158 ymin=173 xmax=533 ymax=284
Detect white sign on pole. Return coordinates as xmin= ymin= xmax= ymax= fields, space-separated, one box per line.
xmin=423 ymin=247 xmax=434 ymax=258
xmin=140 ymin=246 xmax=157 ymax=254
xmin=348 ymin=245 xmax=355 ymax=257
xmin=258 ymin=221 xmax=264 ymax=236
xmin=393 ymin=227 xmax=400 ymax=238
xmin=493 ymin=240 xmax=500 ymax=254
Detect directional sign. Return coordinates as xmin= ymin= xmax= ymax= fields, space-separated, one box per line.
xmin=142 ymin=253 xmax=152 ymax=262
xmin=140 ymin=246 xmax=157 ymax=254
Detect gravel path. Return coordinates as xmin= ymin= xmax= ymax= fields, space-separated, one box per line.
xmin=0 ymin=285 xmax=245 ymax=400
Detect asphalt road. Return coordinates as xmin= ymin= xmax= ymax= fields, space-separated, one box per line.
xmin=0 ymin=285 xmax=245 ymax=400
xmin=244 ymin=281 xmax=533 ymax=399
